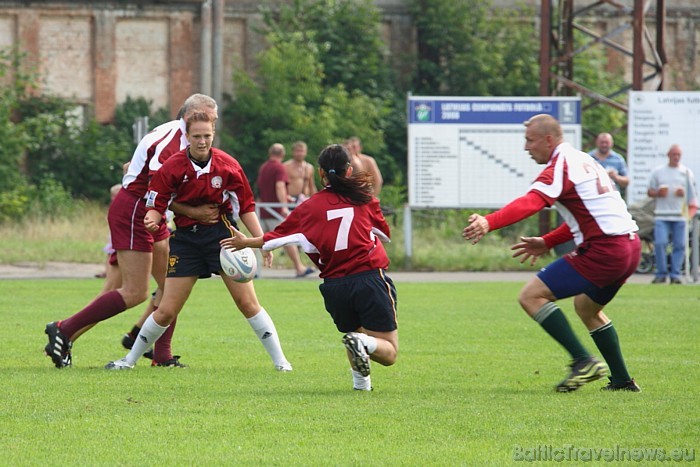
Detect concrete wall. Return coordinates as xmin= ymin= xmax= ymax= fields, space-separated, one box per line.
xmin=0 ymin=1 xmax=697 ymax=122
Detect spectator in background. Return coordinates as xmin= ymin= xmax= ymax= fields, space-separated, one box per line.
xmin=588 ymin=133 xmax=629 ymax=194
xmin=647 ymin=144 xmax=698 ymax=284
xmin=284 ymin=141 xmax=317 ymax=203
xmin=257 ymin=143 xmax=314 ymax=278
xmin=347 ymin=136 xmax=383 ymax=197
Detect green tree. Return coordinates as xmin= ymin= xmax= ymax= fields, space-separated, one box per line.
xmin=262 ymin=0 xmax=392 ymax=97
xmin=0 ymin=48 xmax=34 ymax=221
xmin=409 ymin=0 xmax=540 ymax=97
xmin=571 ymin=33 xmax=629 ymax=152
xmin=113 ymin=96 xmax=171 ymax=141
xmin=223 ymin=29 xmax=389 ymax=183
xmin=224 ymin=0 xmax=403 ymax=185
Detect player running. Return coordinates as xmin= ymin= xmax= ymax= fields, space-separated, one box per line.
xmin=222 ymin=143 xmax=397 ymax=391
xmin=463 ymin=114 xmax=640 ymax=393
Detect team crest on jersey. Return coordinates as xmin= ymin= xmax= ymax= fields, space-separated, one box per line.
xmin=145 ymin=190 xmax=158 ymax=208
xmin=211 ymin=176 xmax=223 ymax=189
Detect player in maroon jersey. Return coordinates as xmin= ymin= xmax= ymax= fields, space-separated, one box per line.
xmin=44 ymin=94 xmax=220 ymax=368
xmin=104 ymin=112 xmax=292 ymax=371
xmin=463 ymin=114 xmax=640 ymax=392
xmin=221 ymin=143 xmax=397 ymax=391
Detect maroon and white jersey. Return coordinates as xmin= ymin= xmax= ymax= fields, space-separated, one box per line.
xmin=262 ymin=189 xmax=390 ymax=278
xmin=145 ymin=148 xmax=256 ymax=229
xmin=531 ymin=142 xmax=638 ymax=244
xmin=122 ymin=119 xmax=188 ymax=197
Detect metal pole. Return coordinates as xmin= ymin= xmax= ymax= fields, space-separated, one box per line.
xmin=632 ymin=0 xmax=645 ymax=90
xmin=132 ymin=116 xmax=149 ymax=144
xmin=692 ymin=214 xmax=699 ymax=283
xmin=403 ymin=204 xmax=412 ymax=270
xmin=212 ymin=0 xmax=224 ymax=105
xmin=200 ymin=0 xmax=212 ymax=95
xmin=212 ymin=0 xmax=224 ymax=146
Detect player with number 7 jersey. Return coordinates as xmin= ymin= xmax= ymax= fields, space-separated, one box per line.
xmin=262 ymin=191 xmax=390 ymax=278
xmin=222 ymin=143 xmax=397 ymax=392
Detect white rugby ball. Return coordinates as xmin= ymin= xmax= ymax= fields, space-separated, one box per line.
xmin=220 ymin=247 xmax=258 ymax=283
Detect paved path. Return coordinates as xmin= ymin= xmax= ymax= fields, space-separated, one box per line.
xmin=0 ymin=261 xmax=657 ymax=284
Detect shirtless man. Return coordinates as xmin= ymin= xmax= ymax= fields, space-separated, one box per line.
xmin=347 ymin=136 xmax=383 ymax=197
xmin=284 ymin=141 xmax=317 ymax=203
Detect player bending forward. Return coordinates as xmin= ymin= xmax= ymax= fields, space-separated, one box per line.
xmin=463 ymin=114 xmax=640 ymax=393
xmin=222 ymin=143 xmax=398 ymax=391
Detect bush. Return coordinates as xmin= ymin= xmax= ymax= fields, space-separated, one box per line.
xmin=0 ymin=187 xmax=29 ymax=223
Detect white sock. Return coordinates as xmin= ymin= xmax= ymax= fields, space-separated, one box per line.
xmin=352 ymin=369 xmax=372 ymax=391
xmin=357 ymin=333 xmax=378 ymax=354
xmin=247 ymin=308 xmax=289 ymax=367
xmin=126 ymin=313 xmax=168 ymax=366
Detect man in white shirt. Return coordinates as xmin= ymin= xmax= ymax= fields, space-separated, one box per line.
xmin=647 ymin=145 xmax=699 ymax=284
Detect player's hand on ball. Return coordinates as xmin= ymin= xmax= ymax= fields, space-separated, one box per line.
xmin=511 ymin=236 xmax=548 ymax=265
xmin=462 ymin=214 xmax=490 ymax=244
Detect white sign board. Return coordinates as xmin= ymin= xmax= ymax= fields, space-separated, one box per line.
xmin=407 ymin=96 xmax=582 ymax=209
xmin=627 ymin=91 xmax=700 ymax=205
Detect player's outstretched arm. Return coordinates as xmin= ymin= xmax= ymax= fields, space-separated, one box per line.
xmin=220 ymin=229 xmax=271 ymax=267
xmin=511 ymin=236 xmax=549 ymax=265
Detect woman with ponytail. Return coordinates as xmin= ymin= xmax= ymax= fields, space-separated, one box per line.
xmin=222 ymin=144 xmax=398 ymax=391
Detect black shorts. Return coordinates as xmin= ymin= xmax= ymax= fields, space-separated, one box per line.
xmin=319 ymin=269 xmax=398 ymax=333
xmin=167 ymin=214 xmax=238 ymax=279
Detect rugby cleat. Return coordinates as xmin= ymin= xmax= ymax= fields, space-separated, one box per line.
xmin=275 ymin=361 xmax=293 ymax=372
xmin=600 ymin=378 xmax=641 ymax=392
xmin=44 ymin=321 xmax=73 ymax=369
xmin=104 ymin=358 xmax=134 ymax=370
xmin=342 ymin=332 xmax=371 ymax=377
xmin=556 ymin=356 xmax=609 ymax=392
xmin=151 ymin=356 xmax=187 ymax=368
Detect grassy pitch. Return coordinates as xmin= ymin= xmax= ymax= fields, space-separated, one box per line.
xmin=1 ymin=278 xmax=697 ymax=465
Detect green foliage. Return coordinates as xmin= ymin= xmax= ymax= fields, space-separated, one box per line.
xmin=0 ymin=186 xmax=29 ymax=223
xmin=224 ymin=0 xmax=402 ymax=184
xmin=0 ymin=49 xmax=34 ymax=196
xmin=223 ymin=28 xmax=389 ymax=182
xmin=572 ymin=32 xmax=629 ymax=151
xmin=26 ymin=176 xmax=81 ymax=218
xmin=261 ymin=0 xmax=391 ymax=97
xmin=23 ymin=112 xmax=132 ymax=203
xmin=409 ymin=0 xmax=540 ymax=97
xmin=113 ymin=95 xmax=172 ymax=140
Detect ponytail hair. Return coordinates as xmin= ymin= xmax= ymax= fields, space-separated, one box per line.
xmin=318 ymin=144 xmax=373 ymax=205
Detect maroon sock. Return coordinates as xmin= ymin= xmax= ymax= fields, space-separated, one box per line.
xmin=153 ymin=315 xmax=177 ymax=363
xmin=60 ymin=290 xmax=127 ymax=339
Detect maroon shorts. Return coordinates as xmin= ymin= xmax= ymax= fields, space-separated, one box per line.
xmin=538 ymin=233 xmax=641 ymax=305
xmin=108 ymin=188 xmax=170 ymax=253
xmin=564 ymin=233 xmax=641 ymax=288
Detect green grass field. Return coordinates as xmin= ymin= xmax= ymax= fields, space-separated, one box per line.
xmin=1 ymin=278 xmax=698 ymax=465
